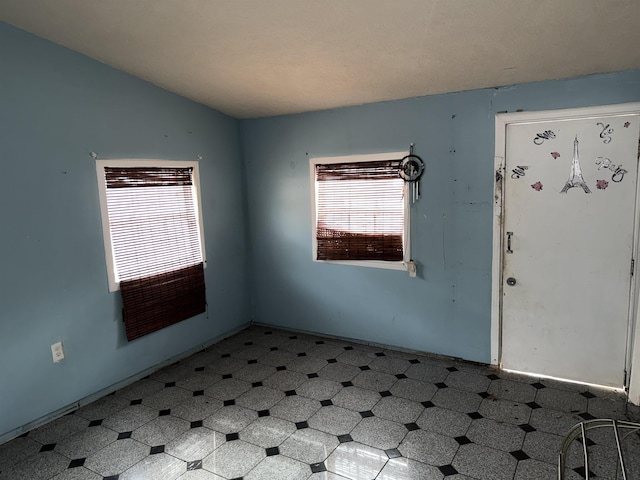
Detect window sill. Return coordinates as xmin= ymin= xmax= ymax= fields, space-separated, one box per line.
xmin=313 ymin=259 xmax=409 ymax=271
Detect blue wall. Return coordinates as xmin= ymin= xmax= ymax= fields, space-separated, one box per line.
xmin=2 ymin=19 xmax=640 ymax=442
xmin=0 ymin=23 xmax=249 ymax=439
xmin=241 ymin=70 xmax=640 ymax=364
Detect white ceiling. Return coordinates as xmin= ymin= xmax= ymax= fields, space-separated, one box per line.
xmin=1 ymin=0 xmax=639 ymax=119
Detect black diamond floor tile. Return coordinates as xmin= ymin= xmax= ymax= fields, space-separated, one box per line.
xmin=438 ymin=464 xmax=458 ymax=476
xmin=150 ymin=445 xmax=164 ymax=454
xmin=68 ymin=458 xmax=87 ymax=468
xmin=455 ymin=436 xmax=472 ymax=445
xmin=385 ymin=448 xmax=402 ymax=458
xmin=519 ymin=423 xmax=536 ymax=433
xmin=266 ymin=446 xmax=279 ymax=456
xmin=510 ymin=449 xmax=530 ymax=461
xmin=310 ymin=462 xmax=326 ymax=473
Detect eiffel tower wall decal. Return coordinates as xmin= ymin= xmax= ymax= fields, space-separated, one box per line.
xmin=560 ymin=136 xmax=591 ymax=194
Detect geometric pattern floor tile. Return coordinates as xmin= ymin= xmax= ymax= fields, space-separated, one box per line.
xmin=1 ymin=325 xmax=638 ymax=480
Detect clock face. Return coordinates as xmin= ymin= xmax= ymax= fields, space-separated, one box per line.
xmin=400 ymin=155 xmax=424 ymax=182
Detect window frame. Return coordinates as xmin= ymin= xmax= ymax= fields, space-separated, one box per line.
xmin=310 ymin=151 xmax=411 ymax=271
xmin=95 ymin=159 xmax=207 ymax=292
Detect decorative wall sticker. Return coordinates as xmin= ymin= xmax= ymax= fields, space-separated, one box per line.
xmin=533 ymin=130 xmax=556 ymax=145
xmin=624 ymin=121 xmax=631 ymax=128
xmin=596 ymin=179 xmax=609 ymax=190
xmin=597 ymin=122 xmax=614 ymax=144
xmin=551 ymin=151 xmax=560 ymax=159
xmin=595 ymin=157 xmax=612 ymax=170
xmin=611 ymin=166 xmax=628 ymax=183
xmin=595 ymin=157 xmax=627 ymax=183
xmin=531 ymin=181 xmax=543 ymax=191
xmin=511 ymin=166 xmax=528 ymax=179
xmin=560 ymin=136 xmax=591 ymax=194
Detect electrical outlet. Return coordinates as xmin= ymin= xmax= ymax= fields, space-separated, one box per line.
xmin=51 ymin=341 xmax=65 ymax=363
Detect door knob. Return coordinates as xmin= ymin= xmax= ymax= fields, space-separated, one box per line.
xmin=506 ymin=277 xmax=516 ymax=286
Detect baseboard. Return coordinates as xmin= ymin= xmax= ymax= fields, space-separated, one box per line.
xmin=250 ymin=320 xmax=488 ymax=368
xmin=0 ymin=321 xmax=250 ymax=445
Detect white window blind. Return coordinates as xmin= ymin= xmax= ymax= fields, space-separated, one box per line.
xmin=104 ymin=166 xmax=203 ymax=283
xmin=313 ymin=158 xmax=406 ymax=262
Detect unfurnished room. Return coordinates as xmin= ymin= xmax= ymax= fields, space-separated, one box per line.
xmin=1 ymin=1 xmax=640 ymax=479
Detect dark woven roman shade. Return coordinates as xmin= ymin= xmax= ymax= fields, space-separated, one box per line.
xmin=120 ymin=263 xmax=206 ymax=341
xmin=104 ymin=166 xmax=206 ymax=340
xmin=315 ymin=160 xmax=404 ymax=262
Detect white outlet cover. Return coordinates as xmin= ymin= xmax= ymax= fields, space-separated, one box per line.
xmin=51 ymin=341 xmax=65 ymax=363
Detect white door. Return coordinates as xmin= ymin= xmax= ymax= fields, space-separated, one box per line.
xmin=501 ymin=113 xmax=640 ymax=388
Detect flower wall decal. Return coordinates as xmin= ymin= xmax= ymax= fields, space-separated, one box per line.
xmin=531 ymin=181 xmax=543 ymax=191
xmin=551 ymin=152 xmax=560 ymax=159
xmin=596 ymin=179 xmax=609 ymax=190
xmin=624 ymin=121 xmax=631 ymax=128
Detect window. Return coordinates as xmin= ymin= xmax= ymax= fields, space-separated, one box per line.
xmin=310 ymin=151 xmax=410 ymax=270
xmin=96 ymin=160 xmax=207 ymax=340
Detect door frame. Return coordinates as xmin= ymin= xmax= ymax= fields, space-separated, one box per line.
xmin=491 ymin=102 xmax=640 ymax=396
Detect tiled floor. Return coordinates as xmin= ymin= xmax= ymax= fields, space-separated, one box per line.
xmin=1 ymin=325 xmax=639 ymax=480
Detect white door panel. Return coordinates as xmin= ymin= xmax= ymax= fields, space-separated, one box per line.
xmin=502 ymin=115 xmax=640 ymax=387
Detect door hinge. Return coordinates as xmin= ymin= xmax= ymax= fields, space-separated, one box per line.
xmin=631 ymin=258 xmax=635 ymax=277
xmin=623 ymin=369 xmax=628 ymax=390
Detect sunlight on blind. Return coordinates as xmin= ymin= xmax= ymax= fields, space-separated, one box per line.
xmin=316 ymin=179 xmax=404 ymax=234
xmin=105 ymin=183 xmax=203 ymax=283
